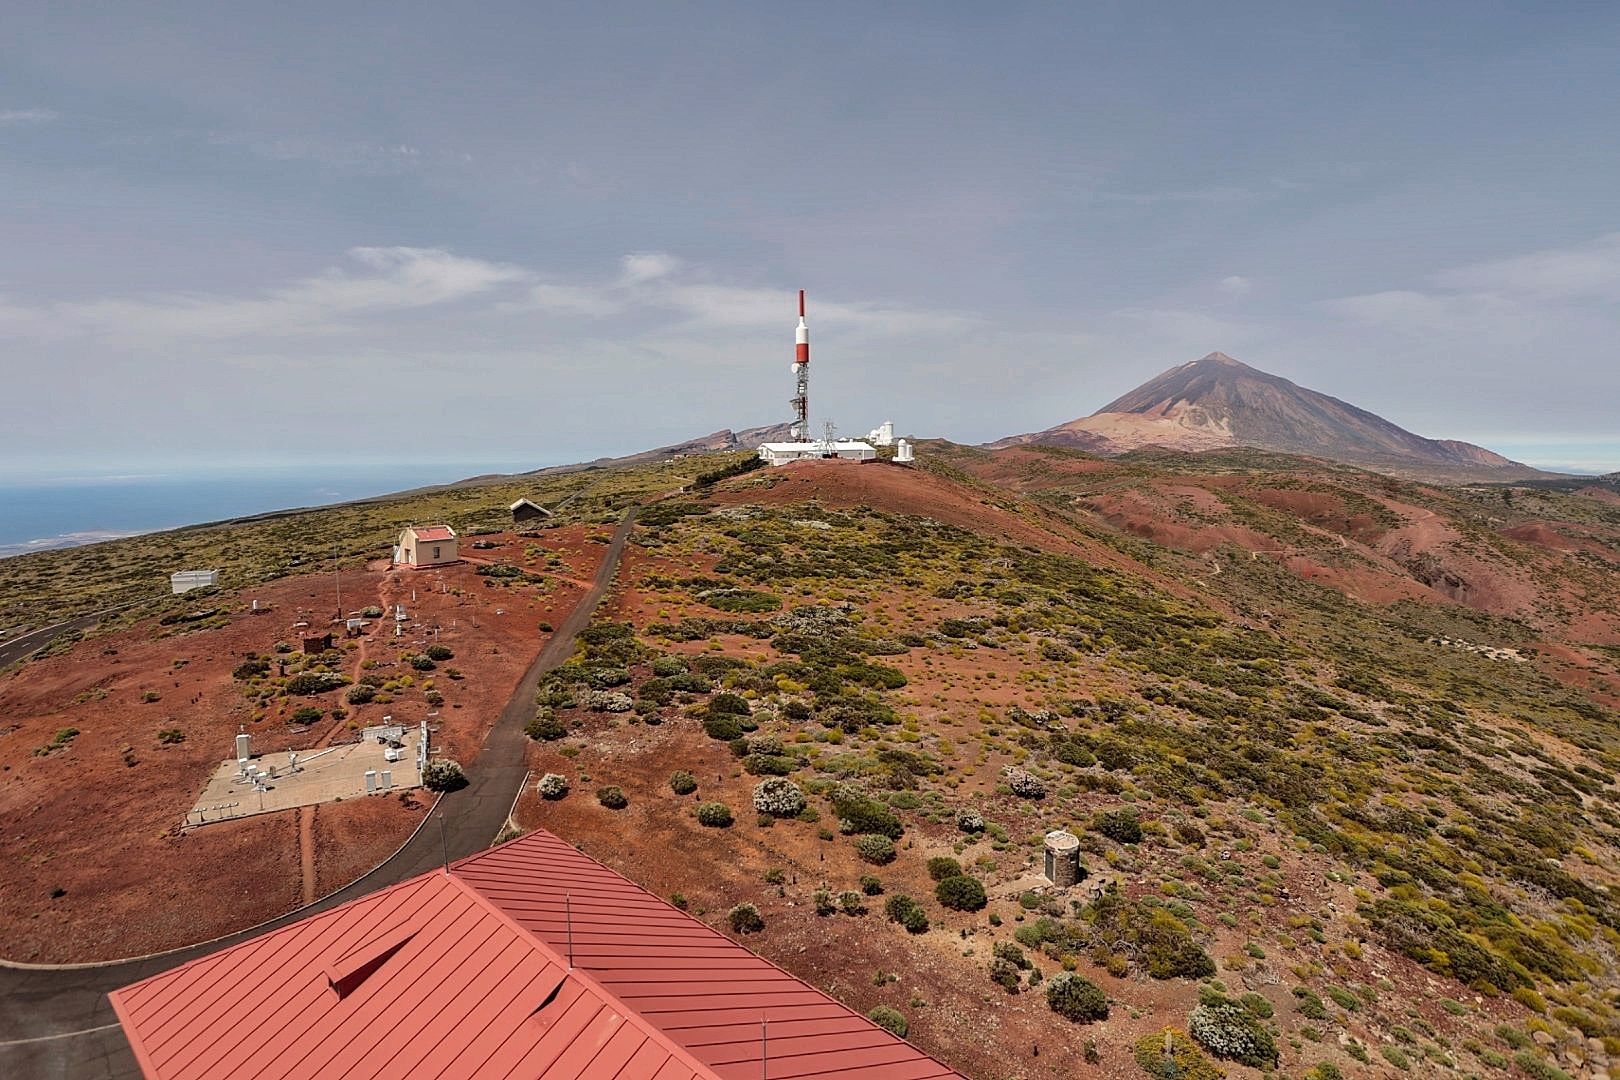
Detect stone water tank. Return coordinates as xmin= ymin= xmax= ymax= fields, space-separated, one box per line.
xmin=1044 ymin=829 xmax=1082 ymax=887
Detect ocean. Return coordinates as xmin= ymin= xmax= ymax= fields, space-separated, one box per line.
xmin=0 ymin=462 xmax=545 ymax=558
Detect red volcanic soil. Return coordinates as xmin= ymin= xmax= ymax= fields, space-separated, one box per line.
xmin=0 ymin=527 xmax=606 ymax=962
xmin=955 ymin=446 xmax=1117 ymax=489
xmin=1247 ymin=487 xmax=1389 ymax=544
xmin=712 ymin=460 xmax=1090 ymax=554
xmin=1083 ymin=490 xmax=1281 ymax=554
xmin=1502 ymin=521 xmax=1620 ymax=563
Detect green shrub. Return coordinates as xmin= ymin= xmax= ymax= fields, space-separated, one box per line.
xmin=1188 ymin=1001 xmax=1277 ymax=1068
xmin=596 ymin=786 xmax=628 ymax=810
xmin=866 ymin=1006 xmax=908 ymax=1038
xmin=854 ymin=834 xmax=896 ymax=865
xmin=703 ymin=714 xmax=745 ymax=741
xmin=410 ymin=655 xmax=436 ymax=672
xmin=425 ymin=644 xmax=454 ymax=661
xmin=422 ymin=758 xmax=466 ymax=792
xmin=346 ymin=684 xmax=377 ymax=705
xmin=232 ymin=658 xmax=271 ymax=680
xmin=935 ymin=875 xmax=987 ymax=912
xmin=1094 ymin=809 xmax=1143 ymax=844
xmin=832 ymin=790 xmax=904 ymax=839
xmin=1045 ymin=973 xmax=1109 ymax=1023
xmin=651 ymin=655 xmax=689 ymax=677
xmin=1292 ymin=986 xmax=1328 ymax=1020
xmin=927 ymin=857 xmax=964 ymax=881
xmin=884 ymin=895 xmax=929 ymax=934
xmin=1238 ymin=992 xmax=1273 ymax=1019
xmin=1133 ymin=1028 xmax=1224 ymax=1080
xmin=526 ymin=711 xmax=567 ymax=741
xmin=708 ymin=692 xmax=751 ymax=716
xmin=536 ymin=773 xmax=568 ymax=799
xmin=752 ymin=778 xmax=806 ymax=816
xmin=156 ymin=728 xmax=185 ymax=745
xmin=670 ymin=771 xmax=698 ymax=795
xmin=860 ymin=876 xmax=884 ymax=896
xmin=696 ymin=802 xmax=734 ymax=827
xmin=728 ymin=903 xmax=764 ymax=934
xmin=285 ymin=671 xmax=349 ymax=695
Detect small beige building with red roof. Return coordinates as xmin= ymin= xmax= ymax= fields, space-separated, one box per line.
xmin=394 ymin=524 xmax=459 ymax=568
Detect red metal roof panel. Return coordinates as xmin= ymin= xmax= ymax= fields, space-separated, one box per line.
xmin=112 ymin=827 xmax=965 ymax=1080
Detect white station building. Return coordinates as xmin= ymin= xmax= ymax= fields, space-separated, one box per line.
xmin=758 ymin=439 xmax=878 ymax=467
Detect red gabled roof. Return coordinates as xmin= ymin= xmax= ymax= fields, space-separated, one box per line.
xmin=111 ymin=829 xmax=964 ymax=1080
xmin=408 ymin=525 xmax=456 ymax=542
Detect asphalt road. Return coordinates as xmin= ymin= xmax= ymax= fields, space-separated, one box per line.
xmin=0 ymin=611 xmax=111 ymax=672
xmin=0 ymin=508 xmax=638 ymax=1079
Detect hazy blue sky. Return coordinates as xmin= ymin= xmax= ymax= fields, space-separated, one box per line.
xmin=3 ymin=2 xmax=1617 ymax=474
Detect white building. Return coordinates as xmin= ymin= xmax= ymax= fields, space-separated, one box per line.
xmin=393 ymin=525 xmax=459 ymax=568
xmin=757 ymin=440 xmax=878 ymax=467
xmin=867 ymin=420 xmax=896 ymax=447
xmin=170 ymin=569 xmax=220 ymax=595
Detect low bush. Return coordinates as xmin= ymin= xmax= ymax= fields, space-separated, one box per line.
xmin=346 ymin=684 xmax=377 ymax=705
xmin=1046 ymin=973 xmax=1109 ymax=1023
xmin=526 ymin=711 xmax=568 ymax=741
xmin=425 ymin=644 xmax=454 ymax=661
xmin=1133 ymin=1028 xmax=1224 ymax=1080
xmin=884 ymin=895 xmax=929 ymax=934
xmin=670 ymin=771 xmax=698 ymax=795
xmin=728 ymin=903 xmax=764 ymax=934
xmin=537 ymin=773 xmax=569 ymax=800
xmin=936 ymin=875 xmax=988 ymax=912
xmin=854 ymin=834 xmax=896 ymax=865
xmin=1094 ymin=809 xmax=1143 ymax=844
xmin=927 ymin=857 xmax=964 ymax=881
xmin=596 ymin=786 xmax=628 ymax=810
xmin=285 ymin=671 xmax=349 ymax=695
xmin=650 ymin=655 xmax=689 ymax=677
xmin=422 ymin=758 xmax=467 ymax=792
xmin=708 ymin=692 xmax=751 ymax=716
xmin=697 ymin=802 xmax=734 ymax=827
xmin=752 ymin=778 xmax=807 ymax=817
xmin=703 ymin=714 xmax=745 ymax=741
xmin=866 ymin=1006 xmax=908 ymax=1038
xmin=1188 ymin=1001 xmax=1278 ymax=1068
xmin=832 ymin=789 xmax=904 ymax=839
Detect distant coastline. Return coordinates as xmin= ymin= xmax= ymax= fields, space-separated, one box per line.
xmin=0 ymin=462 xmax=545 ymax=561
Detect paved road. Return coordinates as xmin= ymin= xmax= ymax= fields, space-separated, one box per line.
xmin=0 ymin=509 xmax=639 ymax=1079
xmin=0 ymin=611 xmax=111 ymax=671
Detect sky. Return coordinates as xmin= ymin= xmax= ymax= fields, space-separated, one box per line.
xmin=2 ymin=1 xmax=1617 ymax=476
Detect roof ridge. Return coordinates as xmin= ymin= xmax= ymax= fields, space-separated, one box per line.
xmin=439 ymin=869 xmax=724 ymax=1080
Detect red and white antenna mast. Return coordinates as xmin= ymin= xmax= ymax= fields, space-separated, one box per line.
xmin=790 ymin=290 xmax=809 ymax=439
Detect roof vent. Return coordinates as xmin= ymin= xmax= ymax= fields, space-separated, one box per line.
xmin=526 ymin=975 xmax=569 ymax=1023
xmin=326 ymin=932 xmax=415 ymax=1000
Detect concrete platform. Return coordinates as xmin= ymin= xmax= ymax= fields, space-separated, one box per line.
xmin=186 ymin=729 xmax=423 ymax=826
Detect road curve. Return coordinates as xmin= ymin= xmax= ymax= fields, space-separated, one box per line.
xmin=0 ymin=508 xmax=639 ymax=1079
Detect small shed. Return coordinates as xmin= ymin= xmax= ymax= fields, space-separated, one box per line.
xmin=300 ymin=632 xmax=334 ymax=654
xmin=509 ymin=498 xmax=552 ymax=527
xmin=169 ymin=570 xmax=220 ymax=595
xmin=394 ymin=525 xmax=459 ymax=568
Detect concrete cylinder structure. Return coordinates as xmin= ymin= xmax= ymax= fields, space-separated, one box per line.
xmin=1044 ymin=829 xmax=1082 ymax=887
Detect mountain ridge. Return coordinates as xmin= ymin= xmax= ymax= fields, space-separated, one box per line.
xmin=992 ymin=352 xmax=1554 ymax=483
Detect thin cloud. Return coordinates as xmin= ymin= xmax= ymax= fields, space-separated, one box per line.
xmin=0 ymin=108 xmax=58 ymax=125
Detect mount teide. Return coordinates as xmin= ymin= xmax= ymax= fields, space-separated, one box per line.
xmin=992 ymin=352 xmax=1551 ymax=483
